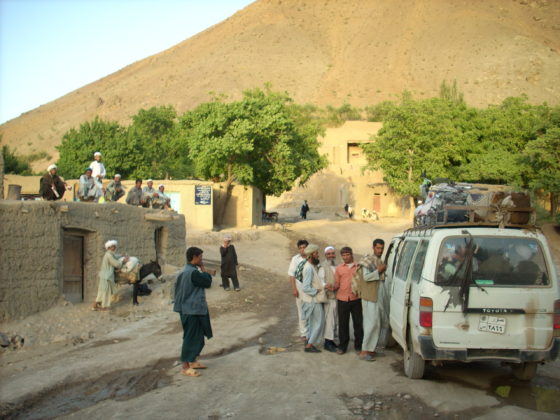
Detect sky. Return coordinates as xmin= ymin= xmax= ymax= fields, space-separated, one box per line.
xmin=0 ymin=0 xmax=254 ymax=124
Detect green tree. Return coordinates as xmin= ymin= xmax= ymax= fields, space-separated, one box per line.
xmin=2 ymin=145 xmax=32 ymax=175
xmin=126 ymin=106 xmax=191 ymax=179
xmin=57 ymin=117 xmax=126 ymax=178
xmin=365 ymin=100 xmax=397 ymax=122
xmin=521 ymin=126 xmax=560 ymax=217
xmin=361 ymin=94 xmax=475 ymax=196
xmin=180 ymin=87 xmax=327 ymax=223
xmin=457 ymin=96 xmax=549 ymax=184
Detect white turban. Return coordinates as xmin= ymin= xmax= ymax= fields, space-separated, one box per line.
xmin=94 ymin=151 xmax=102 ymax=157
xmin=114 ymin=174 xmax=121 ymax=179
xmin=47 ymin=164 xmax=57 ymax=171
xmin=105 ymin=240 xmax=118 ymax=250
xmin=324 ymin=246 xmax=335 ymax=254
xmin=304 ymin=244 xmax=319 ymax=256
xmin=147 ymin=179 xmax=153 ymax=183
xmin=223 ymin=234 xmax=232 ymax=241
xmin=158 ymin=184 xmax=164 ymax=189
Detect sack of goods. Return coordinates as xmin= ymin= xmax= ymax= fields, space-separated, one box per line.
xmin=115 ymin=256 xmax=141 ymax=284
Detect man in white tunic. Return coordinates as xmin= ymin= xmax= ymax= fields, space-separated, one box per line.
xmin=92 ymin=240 xmax=129 ymax=311
xmin=142 ymin=179 xmax=158 ymax=208
xmin=354 ymin=238 xmax=386 ymax=361
xmin=288 ymin=239 xmax=309 ymax=342
xmin=319 ymin=246 xmax=339 ymax=352
xmin=301 ymin=244 xmax=326 ymax=353
xmin=89 ymin=151 xmax=106 ymax=201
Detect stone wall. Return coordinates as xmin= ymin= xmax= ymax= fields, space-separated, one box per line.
xmin=0 ymin=200 xmax=186 ymax=320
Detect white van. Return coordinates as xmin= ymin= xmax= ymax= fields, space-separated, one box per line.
xmin=386 ymin=224 xmax=559 ymax=380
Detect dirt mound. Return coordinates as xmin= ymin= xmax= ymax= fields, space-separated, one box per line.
xmin=1 ymin=0 xmax=559 ymax=171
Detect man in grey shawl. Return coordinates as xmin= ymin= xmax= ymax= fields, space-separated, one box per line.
xmin=105 ymin=174 xmax=125 ymax=202
xmin=301 ymin=244 xmax=327 ymax=353
xmin=319 ymin=246 xmax=339 ymax=352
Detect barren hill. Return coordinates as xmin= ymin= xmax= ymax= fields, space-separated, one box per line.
xmin=1 ymin=0 xmax=559 ymax=171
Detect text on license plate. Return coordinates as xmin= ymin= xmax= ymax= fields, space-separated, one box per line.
xmin=478 ymin=315 xmax=506 ymax=334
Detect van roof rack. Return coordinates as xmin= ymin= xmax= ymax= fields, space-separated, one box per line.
xmin=413 ymin=204 xmax=536 ymax=230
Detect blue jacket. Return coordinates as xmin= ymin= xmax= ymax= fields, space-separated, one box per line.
xmin=173 ymin=264 xmax=212 ymax=315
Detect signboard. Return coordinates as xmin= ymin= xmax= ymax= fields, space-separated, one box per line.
xmin=194 ymin=185 xmax=212 ymax=205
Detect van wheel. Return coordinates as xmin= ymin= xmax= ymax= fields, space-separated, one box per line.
xmin=511 ymin=362 xmax=537 ymax=381
xmin=404 ymin=333 xmax=425 ymax=379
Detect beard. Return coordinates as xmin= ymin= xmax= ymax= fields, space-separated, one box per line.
xmin=311 ymin=257 xmax=320 ymax=265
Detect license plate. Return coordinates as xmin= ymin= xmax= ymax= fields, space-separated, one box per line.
xmin=478 ymin=315 xmax=506 ymax=334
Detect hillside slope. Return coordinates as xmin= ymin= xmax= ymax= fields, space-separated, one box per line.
xmin=1 ymin=0 xmax=559 ymax=171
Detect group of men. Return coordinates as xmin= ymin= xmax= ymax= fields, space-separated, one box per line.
xmin=40 ymin=152 xmax=171 ymax=209
xmin=289 ymin=238 xmax=388 ymax=360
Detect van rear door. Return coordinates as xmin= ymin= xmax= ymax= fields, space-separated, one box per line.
xmin=430 ymin=232 xmax=556 ymax=353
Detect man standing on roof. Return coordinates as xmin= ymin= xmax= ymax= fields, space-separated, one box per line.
xmin=90 ymin=152 xmax=106 ymax=201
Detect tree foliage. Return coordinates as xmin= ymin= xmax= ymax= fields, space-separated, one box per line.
xmin=361 ymin=92 xmax=559 ymax=216
xmin=2 ymin=145 xmax=32 ymax=175
xmin=57 ymin=107 xmax=192 ymax=179
xmin=180 ymin=87 xmax=327 ymax=197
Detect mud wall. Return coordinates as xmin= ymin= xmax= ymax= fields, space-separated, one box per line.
xmin=0 ymin=200 xmax=186 ymax=320
xmin=213 ymin=184 xmax=263 ymax=228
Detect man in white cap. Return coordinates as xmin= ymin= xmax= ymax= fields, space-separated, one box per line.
xmin=92 ymin=240 xmax=129 ymax=311
xmin=105 ymin=174 xmax=125 ymax=202
xmin=319 ymin=246 xmax=339 ymax=352
xmin=300 ymin=244 xmax=326 ymax=353
xmin=39 ymin=164 xmax=67 ymax=200
xmin=89 ymin=152 xmax=106 ymax=201
xmin=219 ymin=234 xmax=239 ymax=291
xmin=142 ymin=179 xmax=158 ymax=208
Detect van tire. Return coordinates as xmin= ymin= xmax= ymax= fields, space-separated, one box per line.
xmin=404 ymin=332 xmax=425 ymax=379
xmin=511 ymin=362 xmax=537 ymax=381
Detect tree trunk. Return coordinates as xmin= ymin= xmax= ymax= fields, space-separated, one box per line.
xmin=550 ymin=192 xmax=558 ymax=219
xmin=218 ymin=164 xmax=234 ymax=227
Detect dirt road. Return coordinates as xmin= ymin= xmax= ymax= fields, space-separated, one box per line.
xmin=1 ymin=215 xmax=559 ymax=419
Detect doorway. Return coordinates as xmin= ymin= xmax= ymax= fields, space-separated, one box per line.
xmin=63 ymin=233 xmax=84 ymax=303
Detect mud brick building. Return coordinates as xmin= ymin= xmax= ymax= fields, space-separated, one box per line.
xmin=0 ymin=201 xmax=186 ymax=320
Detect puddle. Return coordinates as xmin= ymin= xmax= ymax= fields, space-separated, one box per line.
xmin=341 ymin=392 xmax=488 ymax=419
xmin=389 ymin=357 xmax=560 ymax=415
xmin=1 ymin=358 xmax=175 ymax=420
xmin=489 ymin=374 xmax=560 ymax=414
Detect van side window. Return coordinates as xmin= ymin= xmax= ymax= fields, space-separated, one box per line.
xmin=410 ymin=240 xmax=429 ymax=283
xmin=395 ymin=241 xmax=417 ymax=281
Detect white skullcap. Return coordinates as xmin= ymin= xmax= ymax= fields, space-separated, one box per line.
xmin=304 ymin=244 xmax=319 ymax=256
xmin=324 ymin=246 xmax=335 ymax=253
xmin=147 ymin=179 xmax=153 ymax=183
xmin=158 ymin=184 xmax=164 ymax=189
xmin=114 ymin=174 xmax=121 ymax=178
xmin=223 ymin=234 xmax=232 ymax=240
xmin=105 ymin=240 xmax=118 ymax=250
xmin=94 ymin=151 xmax=102 ymax=157
xmin=47 ymin=164 xmax=57 ymax=171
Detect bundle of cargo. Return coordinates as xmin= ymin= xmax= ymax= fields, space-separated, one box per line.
xmin=414 ymin=182 xmax=534 ymax=227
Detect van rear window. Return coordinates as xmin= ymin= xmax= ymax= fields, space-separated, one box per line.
xmin=436 ymin=236 xmax=549 ymax=287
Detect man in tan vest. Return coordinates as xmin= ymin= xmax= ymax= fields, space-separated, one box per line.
xmin=355 ymin=239 xmax=386 ymax=361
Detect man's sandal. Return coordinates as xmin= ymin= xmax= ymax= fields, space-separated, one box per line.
xmin=190 ymin=362 xmax=207 ymax=369
xmin=181 ymin=368 xmax=201 ymax=377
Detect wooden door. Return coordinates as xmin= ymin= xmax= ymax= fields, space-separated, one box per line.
xmin=372 ymin=194 xmax=381 ymax=212
xmin=63 ymin=234 xmax=84 ymax=303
